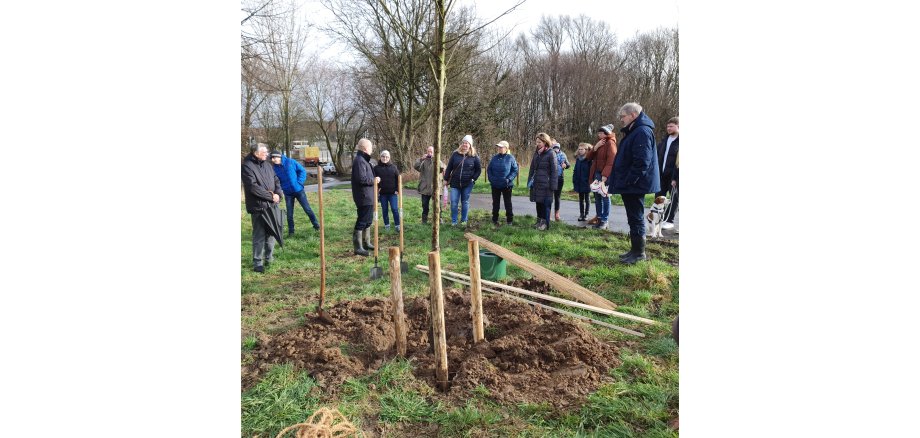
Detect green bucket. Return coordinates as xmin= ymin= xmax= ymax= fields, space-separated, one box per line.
xmin=479 ymin=250 xmax=507 ymax=281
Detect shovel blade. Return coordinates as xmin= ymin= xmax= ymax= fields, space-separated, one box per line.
xmin=370 ymin=266 xmax=384 ymax=280
xmin=400 ymin=262 xmax=409 ymax=273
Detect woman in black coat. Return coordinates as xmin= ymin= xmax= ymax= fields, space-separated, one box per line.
xmin=527 ymin=132 xmax=559 ymax=231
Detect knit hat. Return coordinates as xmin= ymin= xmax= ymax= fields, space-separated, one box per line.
xmin=495 ymin=140 xmax=509 ymax=148
xmin=461 ymin=134 xmax=474 ymax=147
xmin=270 ymin=150 xmax=282 ymax=158
xmin=552 ymin=142 xmax=561 ymax=150
xmin=380 ymin=150 xmax=390 ymax=157
xmin=597 ymin=124 xmax=614 ymax=135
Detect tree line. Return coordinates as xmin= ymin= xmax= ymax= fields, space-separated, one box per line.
xmin=241 ymin=0 xmax=677 ymax=173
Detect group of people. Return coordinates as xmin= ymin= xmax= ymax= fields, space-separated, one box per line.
xmin=242 ymin=102 xmax=679 ymax=271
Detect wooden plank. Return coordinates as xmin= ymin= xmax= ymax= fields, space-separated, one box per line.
xmin=415 ymin=265 xmax=644 ymax=337
xmin=428 ymin=251 xmax=449 ymax=391
xmin=468 ymin=240 xmax=485 ymax=343
xmin=389 ymin=247 xmax=407 ymax=357
xmin=418 ymin=265 xmax=658 ymax=326
xmin=463 ymin=233 xmax=618 ymax=310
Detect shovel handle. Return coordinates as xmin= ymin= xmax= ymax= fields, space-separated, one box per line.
xmin=374 ymin=178 xmax=379 ymax=258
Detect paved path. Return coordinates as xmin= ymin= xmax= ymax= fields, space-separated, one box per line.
xmin=304 ymin=178 xmax=678 ymax=240
xmin=401 ymin=188 xmax=679 ymax=240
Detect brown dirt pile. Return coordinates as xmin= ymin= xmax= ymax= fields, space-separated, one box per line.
xmin=243 ymin=289 xmax=619 ymax=408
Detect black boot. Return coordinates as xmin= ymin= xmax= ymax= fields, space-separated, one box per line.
xmin=623 ymin=235 xmax=647 ymax=264
xmin=353 ymin=230 xmax=368 ymax=256
xmin=363 ymin=227 xmax=374 ymax=251
xmin=422 ymin=215 xmax=428 ymax=224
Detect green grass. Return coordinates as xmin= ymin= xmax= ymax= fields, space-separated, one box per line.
xmin=241 ymin=189 xmax=678 ymax=437
xmin=403 ymin=165 xmax=654 ymax=207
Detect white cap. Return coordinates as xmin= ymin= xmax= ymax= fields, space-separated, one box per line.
xmin=461 ymin=134 xmax=473 ymax=147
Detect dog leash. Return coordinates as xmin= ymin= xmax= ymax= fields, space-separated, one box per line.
xmin=662 ymin=186 xmax=678 ymax=219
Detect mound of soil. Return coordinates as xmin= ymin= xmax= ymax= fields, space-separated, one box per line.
xmin=243 ymin=289 xmax=620 ymax=408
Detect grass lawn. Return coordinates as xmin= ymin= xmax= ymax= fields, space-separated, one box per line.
xmin=241 ymin=189 xmax=678 ymax=437
xmin=403 ymin=165 xmax=655 ymax=207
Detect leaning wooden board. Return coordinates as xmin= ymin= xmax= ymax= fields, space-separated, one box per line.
xmin=464 ymin=233 xmax=618 ymax=311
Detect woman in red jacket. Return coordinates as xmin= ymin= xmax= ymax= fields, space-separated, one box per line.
xmin=586 ymin=124 xmax=617 ymax=230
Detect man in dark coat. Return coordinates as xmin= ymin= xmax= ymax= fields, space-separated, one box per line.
xmin=351 ymin=138 xmax=379 ymax=256
xmin=655 ymin=117 xmax=679 ymax=229
xmin=611 ymin=102 xmax=661 ymax=264
xmin=241 ymin=143 xmax=282 ymax=272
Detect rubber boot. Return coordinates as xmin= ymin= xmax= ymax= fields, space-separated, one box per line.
xmin=623 ymin=235 xmax=647 ymax=264
xmin=363 ymin=227 xmax=374 ymax=251
xmin=353 ymin=230 xmax=368 ymax=256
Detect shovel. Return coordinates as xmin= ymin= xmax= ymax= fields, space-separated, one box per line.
xmin=398 ymin=175 xmax=408 ymax=273
xmin=370 ymin=178 xmax=384 ymax=280
xmin=314 ymin=167 xmax=334 ymax=324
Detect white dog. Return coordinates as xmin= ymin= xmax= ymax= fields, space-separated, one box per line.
xmin=646 ymin=196 xmax=669 ymax=238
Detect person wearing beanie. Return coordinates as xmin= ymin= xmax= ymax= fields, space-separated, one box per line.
xmin=270 ymin=150 xmax=320 ymax=238
xmin=551 ymin=142 xmax=570 ymax=221
xmin=527 ymin=132 xmax=559 ymax=231
xmin=373 ymin=150 xmax=401 ymax=231
xmin=612 ymin=102 xmax=660 ymax=264
xmin=486 ymin=140 xmax=518 ymax=226
xmin=241 ymin=143 xmax=282 ymax=272
xmin=586 ymin=124 xmax=617 ymax=230
xmin=443 ymin=134 xmax=481 ymax=226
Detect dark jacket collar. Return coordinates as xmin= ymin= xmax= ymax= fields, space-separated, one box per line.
xmin=357 ymin=150 xmax=371 ymax=161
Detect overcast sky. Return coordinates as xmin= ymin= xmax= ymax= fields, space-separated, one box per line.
xmin=299 ymin=0 xmax=678 ymax=61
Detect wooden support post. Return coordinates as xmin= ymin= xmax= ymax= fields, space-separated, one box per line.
xmin=317 ymin=167 xmax=326 ymax=316
xmin=428 ymin=250 xmax=449 ymax=391
xmin=389 ymin=247 xmax=407 ymax=357
xmin=468 ymin=240 xmax=484 ymax=343
xmin=464 ymin=233 xmax=618 ymax=310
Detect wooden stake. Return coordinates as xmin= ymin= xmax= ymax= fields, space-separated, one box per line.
xmin=464 ymin=233 xmax=618 ymax=310
xmin=389 ymin=247 xmax=407 ymax=357
xmin=428 ymin=251 xmax=449 ymax=391
xmin=415 ymin=265 xmax=645 ymax=337
xmin=317 ymin=167 xmax=326 ymax=316
xmin=468 ymin=240 xmax=484 ymax=343
xmin=417 ymin=265 xmax=658 ymax=326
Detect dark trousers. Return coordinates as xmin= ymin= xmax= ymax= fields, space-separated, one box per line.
xmin=251 ymin=213 xmax=275 ymax=267
xmin=621 ymin=193 xmax=646 ymax=237
xmin=553 ymin=177 xmax=564 ymax=212
xmin=354 ymin=205 xmax=373 ymax=231
xmin=535 ymin=196 xmax=553 ymax=227
xmin=284 ymin=190 xmax=319 ymax=232
xmin=420 ymin=194 xmax=431 ymax=219
xmin=491 ymin=187 xmax=514 ymax=223
xmin=656 ymin=184 xmax=679 ymax=223
xmin=578 ymin=192 xmax=591 ymax=217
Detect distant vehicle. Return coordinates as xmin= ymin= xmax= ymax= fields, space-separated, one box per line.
xmin=321 ymin=162 xmax=336 ymax=175
xmin=302 ymin=146 xmax=321 ymax=166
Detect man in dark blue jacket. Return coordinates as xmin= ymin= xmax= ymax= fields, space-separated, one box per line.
xmin=611 ymin=102 xmax=661 ymax=264
xmin=270 ymin=151 xmax=320 ymax=237
xmin=351 ymin=138 xmax=379 ymax=256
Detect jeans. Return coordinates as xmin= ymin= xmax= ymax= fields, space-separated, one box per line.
xmin=593 ymin=171 xmax=610 ymax=222
xmin=491 ymin=187 xmax=514 ymax=223
xmin=578 ymin=192 xmax=591 ymax=217
xmin=621 ymin=193 xmax=647 ymax=237
xmin=450 ymin=184 xmax=474 ymax=223
xmin=535 ymin=196 xmax=553 ymax=227
xmin=251 ymin=213 xmax=276 ymax=267
xmin=421 ymin=194 xmax=431 ymax=219
xmin=379 ymin=193 xmax=400 ymax=226
xmin=284 ymin=190 xmax=319 ymax=232
xmin=354 ymin=205 xmax=373 ymax=231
